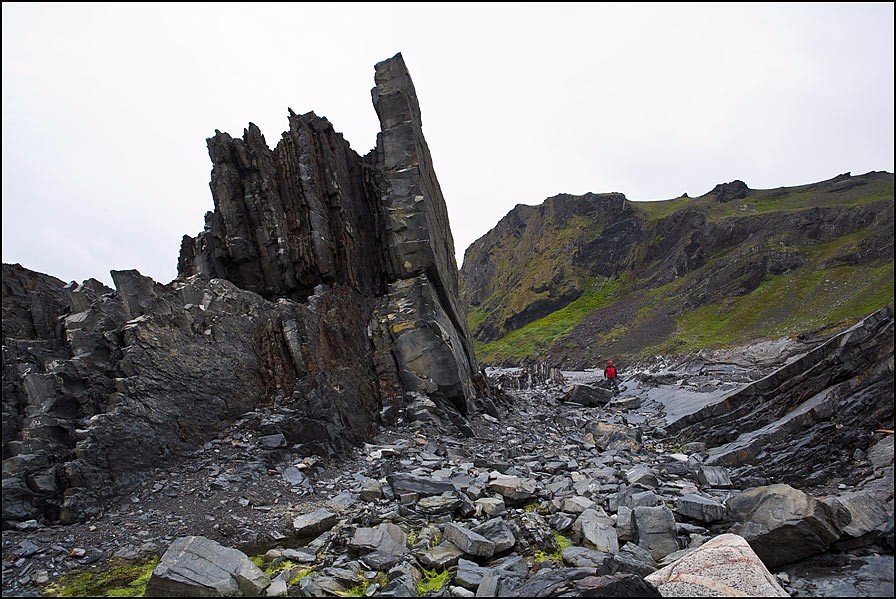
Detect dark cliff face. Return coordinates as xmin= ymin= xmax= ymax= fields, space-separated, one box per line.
xmin=462 ymin=171 xmax=895 ymax=365
xmin=2 ymin=53 xmax=483 ymax=526
xmin=462 ymin=193 xmax=643 ymax=343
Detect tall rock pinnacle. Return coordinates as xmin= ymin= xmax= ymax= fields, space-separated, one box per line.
xmin=2 ymin=54 xmax=485 ymax=525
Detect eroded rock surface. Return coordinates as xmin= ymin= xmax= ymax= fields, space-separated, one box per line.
xmin=1 ymin=53 xmax=484 ymax=526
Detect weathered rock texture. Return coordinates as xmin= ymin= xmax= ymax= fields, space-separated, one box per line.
xmin=1 ymin=53 xmax=484 ymax=526
xmin=645 ymin=534 xmax=788 ymax=597
xmin=669 ymin=307 xmax=894 ymax=488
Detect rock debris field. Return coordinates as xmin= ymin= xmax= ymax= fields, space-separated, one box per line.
xmin=3 ymin=348 xmax=893 ymax=597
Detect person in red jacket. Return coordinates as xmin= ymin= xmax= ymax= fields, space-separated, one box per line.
xmin=605 ymin=359 xmax=620 ymax=393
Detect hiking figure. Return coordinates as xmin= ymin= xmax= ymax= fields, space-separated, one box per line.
xmin=605 ymin=359 xmax=620 ymax=393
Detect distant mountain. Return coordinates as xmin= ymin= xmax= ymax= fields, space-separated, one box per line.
xmin=460 ymin=171 xmax=894 ymax=365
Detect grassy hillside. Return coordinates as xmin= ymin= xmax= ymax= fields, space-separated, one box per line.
xmin=464 ymin=172 xmax=894 ymax=365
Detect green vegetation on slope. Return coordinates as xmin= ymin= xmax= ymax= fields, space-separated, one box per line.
xmin=469 ymin=173 xmax=894 ymax=364
xmin=43 ymin=557 xmax=159 ymax=597
xmin=655 ymin=262 xmax=894 ymax=353
xmin=636 ymin=173 xmax=894 ymax=223
xmin=476 ymin=277 xmax=623 ymax=362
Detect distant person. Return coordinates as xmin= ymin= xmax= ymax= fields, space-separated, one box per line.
xmin=605 ymin=359 xmax=620 ymax=393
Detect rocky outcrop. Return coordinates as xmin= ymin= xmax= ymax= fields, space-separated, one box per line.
xmin=669 ymin=307 xmax=894 ymax=488
xmin=461 ymin=192 xmax=641 ymax=343
xmin=710 ymin=179 xmax=750 ymax=203
xmin=2 ymin=53 xmax=484 ymax=526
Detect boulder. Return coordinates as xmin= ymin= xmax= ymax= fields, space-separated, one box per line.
xmin=387 ymin=473 xmax=456 ymax=497
xmin=360 ymin=479 xmax=383 ymax=502
xmin=562 ymin=496 xmax=597 ymax=514
xmin=417 ymin=492 xmax=463 ymax=515
xmin=472 ymin=518 xmax=517 ymax=553
xmin=626 ymin=465 xmax=659 ymax=488
xmin=616 ymin=506 xmax=635 ymax=542
xmin=145 ymin=536 xmax=269 ymax=597
xmin=488 ymin=476 xmax=537 ymax=503
xmin=824 ymin=491 xmax=890 ymax=538
xmin=696 ymin=465 xmax=733 ymax=488
xmin=292 ymin=509 xmax=337 ymax=537
xmin=727 ymin=483 xmax=840 ymax=568
xmin=417 ymin=541 xmax=464 ymax=569
xmin=675 ymin=494 xmax=727 ymax=523
xmin=349 ymin=523 xmax=408 ymax=556
xmin=577 ymin=509 xmax=620 ymax=553
xmin=562 ymin=385 xmax=614 ymax=407
xmin=476 ymin=497 xmax=506 ymax=516
xmin=634 ymin=506 xmax=680 ymax=561
xmin=646 ymin=533 xmax=788 ymax=597
xmin=444 ymin=523 xmax=496 ymax=558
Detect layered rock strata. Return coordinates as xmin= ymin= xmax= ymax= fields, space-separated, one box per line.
xmin=669 ymin=307 xmax=894 ymax=488
xmin=1 ymin=53 xmax=482 ymax=526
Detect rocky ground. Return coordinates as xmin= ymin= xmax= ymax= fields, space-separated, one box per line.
xmin=2 ymin=347 xmax=892 ymax=597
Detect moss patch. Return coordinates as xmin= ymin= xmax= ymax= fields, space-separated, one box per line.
xmin=533 ymin=532 xmax=571 ymax=563
xmin=417 ymin=567 xmax=452 ymax=594
xmin=43 ymin=557 xmax=159 ymax=597
xmin=288 ymin=567 xmax=316 ymax=586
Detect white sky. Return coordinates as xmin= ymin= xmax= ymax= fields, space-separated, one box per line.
xmin=3 ymin=2 xmax=894 ymax=286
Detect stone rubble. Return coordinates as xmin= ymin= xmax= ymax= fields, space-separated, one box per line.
xmin=2 ymin=318 xmax=893 ymax=596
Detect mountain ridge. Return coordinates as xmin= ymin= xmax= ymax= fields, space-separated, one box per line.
xmin=460 ymin=170 xmax=894 ymax=366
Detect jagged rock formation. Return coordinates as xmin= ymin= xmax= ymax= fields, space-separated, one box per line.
xmin=461 ymin=171 xmax=894 ymax=365
xmin=1 ymin=53 xmax=484 ymax=527
xmin=668 ymin=307 xmax=894 ymax=489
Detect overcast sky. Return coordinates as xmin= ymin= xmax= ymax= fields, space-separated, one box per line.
xmin=3 ymin=3 xmax=894 ymax=286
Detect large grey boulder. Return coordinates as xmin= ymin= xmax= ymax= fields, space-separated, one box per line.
xmin=634 ymin=506 xmax=680 ymax=561
xmin=145 ymin=536 xmax=269 ymax=597
xmin=626 ymin=465 xmax=659 ymax=488
xmin=562 ymin=384 xmax=614 ymax=407
xmin=444 ymin=523 xmax=496 ymax=558
xmin=471 ymin=518 xmax=517 ymax=553
xmin=728 ymin=483 xmax=840 ymax=568
xmin=675 ymin=494 xmax=727 ymax=523
xmin=576 ymin=509 xmax=619 ymax=553
xmin=696 ymin=465 xmax=733 ymax=488
xmin=349 ymin=522 xmax=408 ymax=556
xmin=824 ymin=491 xmax=890 ymax=538
xmin=585 ymin=421 xmax=643 ymax=452
xmin=387 ymin=473 xmax=456 ymax=497
xmin=646 ymin=533 xmax=788 ymax=597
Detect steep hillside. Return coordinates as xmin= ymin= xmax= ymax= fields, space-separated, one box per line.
xmin=460 ymin=171 xmax=895 ymax=365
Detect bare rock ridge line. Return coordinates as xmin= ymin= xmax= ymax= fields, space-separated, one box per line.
xmin=1 ymin=53 xmax=487 ymax=527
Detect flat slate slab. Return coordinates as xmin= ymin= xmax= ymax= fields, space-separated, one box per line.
xmin=292 ymin=509 xmax=338 ymax=537
xmin=145 ymin=535 xmax=270 ymax=597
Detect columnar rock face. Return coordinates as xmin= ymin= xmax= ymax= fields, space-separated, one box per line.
xmin=1 ymin=53 xmax=482 ymax=526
